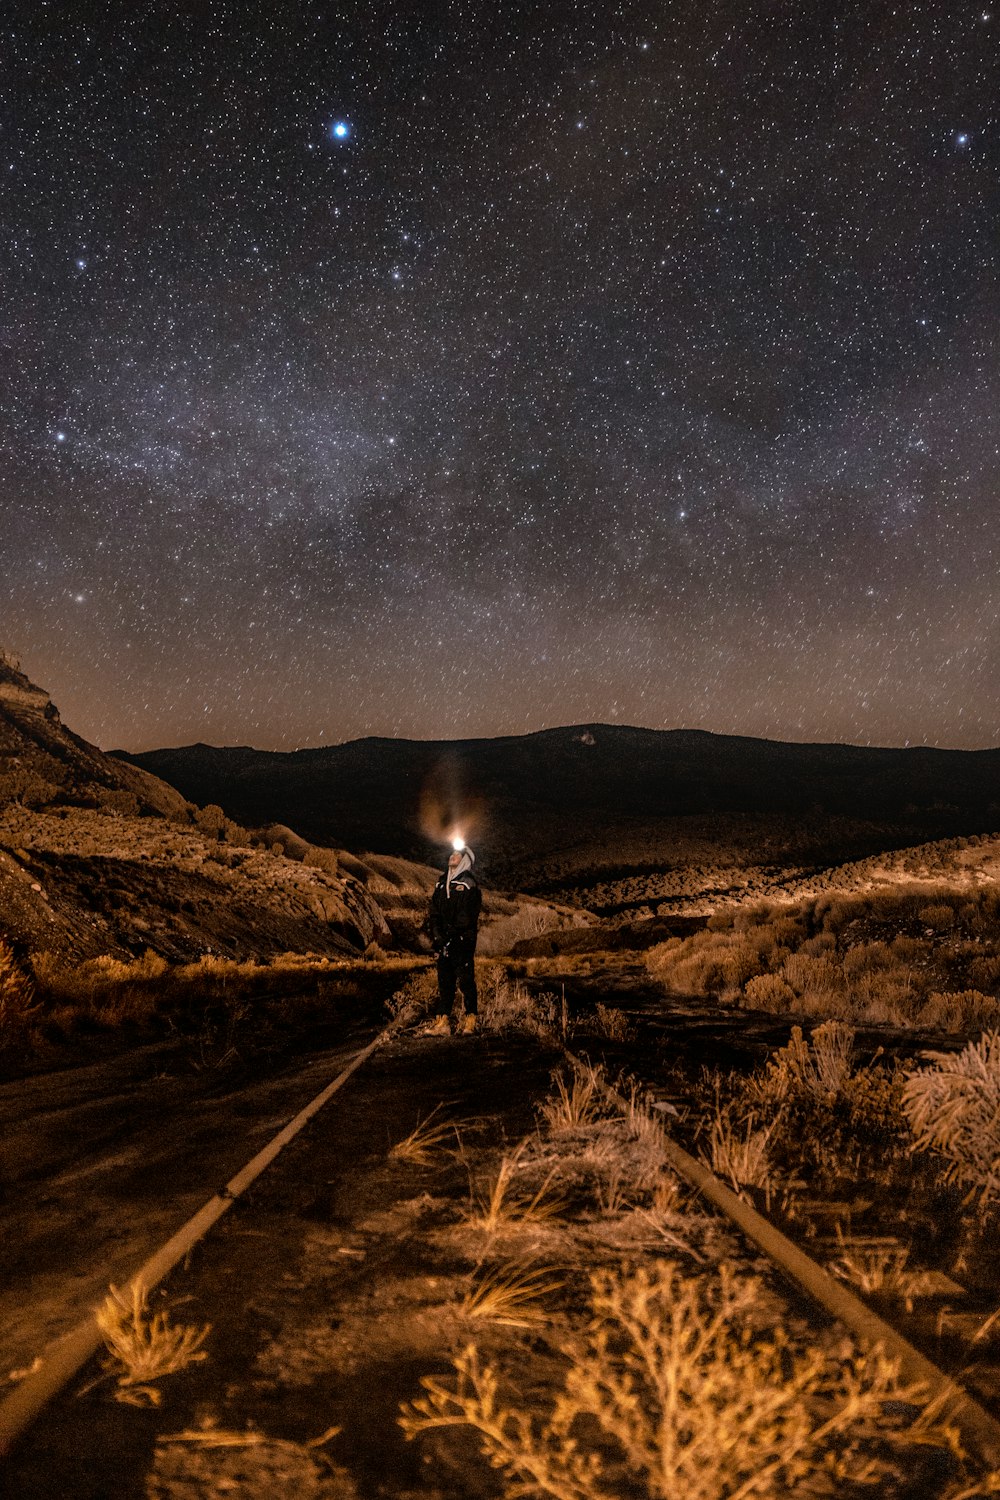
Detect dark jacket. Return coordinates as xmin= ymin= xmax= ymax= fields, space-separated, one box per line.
xmin=428 ymin=870 xmax=482 ymax=952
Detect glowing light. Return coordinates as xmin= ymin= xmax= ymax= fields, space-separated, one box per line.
xmin=451 ymin=836 xmax=466 ymax=851
xmin=331 ymin=120 xmax=350 ymax=140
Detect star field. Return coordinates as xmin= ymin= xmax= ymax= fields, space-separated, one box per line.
xmin=2 ymin=1 xmax=998 ymax=750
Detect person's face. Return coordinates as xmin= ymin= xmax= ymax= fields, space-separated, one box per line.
xmin=448 ymin=849 xmax=463 ymax=871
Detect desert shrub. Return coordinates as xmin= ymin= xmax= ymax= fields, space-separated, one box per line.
xmin=903 ymin=1032 xmax=1000 ymax=1206
xmin=98 ymin=788 xmax=141 ymax=816
xmin=706 ymin=907 xmax=735 ymax=931
xmin=645 ymin=937 xmax=681 ymax=970
xmin=915 ymin=990 xmax=1000 ymax=1033
xmin=478 ymin=904 xmax=562 ymax=957
xmin=919 ymin=903 xmax=956 ymax=932
xmin=386 ymin=967 xmax=438 ymax=1022
xmin=781 ymin=953 xmax=848 ymax=1013
xmin=401 ymin=1261 xmax=955 ymax=1498
xmin=0 ymin=769 xmax=61 ymax=807
xmin=968 ymin=955 xmax=1000 ymax=992
xmin=799 ymin=932 xmax=836 ymax=957
xmin=0 ymin=938 xmax=39 ymax=1051
xmin=718 ymin=934 xmax=772 ymax=991
xmin=849 ymin=975 xmax=910 ymax=1027
xmin=303 ymin=846 xmax=339 ymax=876
xmin=733 ymin=901 xmax=774 ymax=932
xmin=649 ymin=881 xmax=1000 ymax=1031
xmin=817 ymin=895 xmax=860 ymax=935
xmin=591 ymin=1002 xmax=633 ymax=1041
xmin=890 ymin=935 xmax=929 ymax=963
xmin=843 ymin=941 xmax=895 ymax=980
xmin=758 ymin=1021 xmax=856 ymax=1106
xmin=194 ymin=803 xmax=227 ymax=838
xmin=741 ymin=973 xmax=796 ymax=1012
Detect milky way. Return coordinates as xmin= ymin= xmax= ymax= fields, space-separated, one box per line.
xmin=2 ymin=2 xmax=998 ymax=750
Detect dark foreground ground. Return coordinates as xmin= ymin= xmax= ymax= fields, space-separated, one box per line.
xmin=1 ymin=960 xmax=993 ymax=1499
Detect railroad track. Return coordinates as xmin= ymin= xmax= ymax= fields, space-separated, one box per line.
xmin=560 ymin=998 xmax=1000 ymax=1466
xmin=0 ymin=1022 xmax=393 ymax=1461
xmin=3 ymin=1005 xmax=1000 ymax=1493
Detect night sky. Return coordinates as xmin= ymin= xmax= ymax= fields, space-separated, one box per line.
xmin=2 ymin=2 xmax=998 ymax=751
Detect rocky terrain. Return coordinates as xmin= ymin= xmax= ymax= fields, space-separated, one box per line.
xmin=0 ymin=656 xmax=587 ymax=965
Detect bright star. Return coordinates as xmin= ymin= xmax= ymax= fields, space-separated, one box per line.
xmin=331 ymin=120 xmax=350 ymax=140
xmin=55 ymin=431 xmax=66 ymax=442
xmin=956 ymin=132 xmax=969 ymax=146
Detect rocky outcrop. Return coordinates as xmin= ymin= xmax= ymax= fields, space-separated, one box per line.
xmin=0 ymin=655 xmax=189 ymax=821
xmin=0 ymin=808 xmax=389 ymax=963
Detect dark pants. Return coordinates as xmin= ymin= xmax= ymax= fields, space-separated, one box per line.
xmin=434 ymin=937 xmax=478 ymax=1016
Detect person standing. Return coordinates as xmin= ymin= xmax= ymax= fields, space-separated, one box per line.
xmin=425 ymin=843 xmax=481 ymax=1034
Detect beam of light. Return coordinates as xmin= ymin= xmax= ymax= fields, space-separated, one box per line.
xmin=452 ymin=835 xmax=466 ymax=851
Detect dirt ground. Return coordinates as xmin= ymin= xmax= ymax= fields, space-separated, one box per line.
xmin=0 ymin=963 xmax=990 ymax=1499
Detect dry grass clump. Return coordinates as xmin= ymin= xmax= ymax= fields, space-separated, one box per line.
xmin=538 ymin=1065 xmax=606 ymax=1133
xmin=725 ymin=1026 xmax=907 ymax=1204
xmin=478 ymin=966 xmax=561 ymax=1036
xmin=461 ymin=1262 xmax=564 ymax=1327
xmin=828 ymin=1238 xmax=923 ymax=1311
xmin=390 ymin=1105 xmax=462 ymax=1166
xmin=32 ymin=948 xmax=168 ymax=1030
xmin=0 ymin=937 xmax=39 ymax=1051
xmin=465 ymin=1147 xmax=565 ymax=1234
xmin=401 ymin=1260 xmax=958 ymax=1499
xmin=590 ymin=1002 xmax=633 ymax=1041
xmin=903 ymin=1031 xmax=1000 ymax=1208
xmin=705 ymin=1110 xmax=777 ymax=1204
xmin=24 ymin=947 xmax=406 ymax=1053
xmin=96 ymin=1282 xmax=210 ymax=1405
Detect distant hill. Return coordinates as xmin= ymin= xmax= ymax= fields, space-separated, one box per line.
xmin=119 ymin=725 xmax=1000 ymax=907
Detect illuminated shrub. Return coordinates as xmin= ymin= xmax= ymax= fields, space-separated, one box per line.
xmin=915 ymin=990 xmax=1000 ymax=1033
xmin=401 ymin=1260 xmax=952 ymax=1497
xmin=742 ymin=973 xmax=796 ymax=1012
xmin=904 ymin=1032 xmax=1000 ymax=1205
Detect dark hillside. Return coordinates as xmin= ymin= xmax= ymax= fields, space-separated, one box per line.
xmin=120 ymin=726 xmax=1000 ymax=899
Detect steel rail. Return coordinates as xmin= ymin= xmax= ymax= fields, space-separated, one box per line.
xmin=0 ymin=1027 xmax=390 ymax=1461
xmin=574 ymin=1054 xmax=1000 ymax=1469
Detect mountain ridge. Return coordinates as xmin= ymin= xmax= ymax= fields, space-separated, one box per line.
xmin=118 ymin=723 xmax=1000 ymax=903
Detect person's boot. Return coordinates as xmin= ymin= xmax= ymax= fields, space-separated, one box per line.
xmin=459 ymin=1013 xmax=477 ymax=1035
xmin=424 ymin=1013 xmax=451 ymax=1036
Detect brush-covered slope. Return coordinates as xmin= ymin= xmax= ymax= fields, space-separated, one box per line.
xmin=0 ymin=657 xmax=587 ymax=961
xmin=0 ymin=658 xmax=387 ymax=960
xmin=121 ymin=724 xmax=1000 ymax=907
